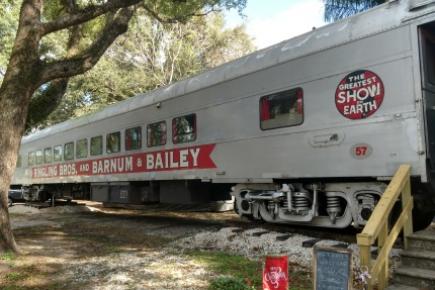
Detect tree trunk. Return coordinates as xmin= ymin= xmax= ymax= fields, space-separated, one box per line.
xmin=0 ymin=2 xmax=134 ymax=253
xmin=0 ymin=0 xmax=45 ymax=253
xmin=0 ymin=69 xmax=37 ymax=252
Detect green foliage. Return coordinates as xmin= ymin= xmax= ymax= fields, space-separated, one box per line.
xmin=4 ymin=272 xmax=28 ymax=282
xmin=0 ymin=251 xmax=16 ymax=261
xmin=188 ymin=250 xmax=312 ymax=290
xmin=188 ymin=251 xmax=262 ymax=289
xmin=209 ymin=276 xmax=254 ymax=290
xmin=0 ymin=1 xmax=19 ymax=79
xmin=39 ymin=11 xmax=254 ymax=128
xmin=324 ymin=0 xmax=386 ymax=22
xmin=0 ymin=0 xmax=248 ymax=128
xmin=144 ymin=0 xmax=247 ymax=22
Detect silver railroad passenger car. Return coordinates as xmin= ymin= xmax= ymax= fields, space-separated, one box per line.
xmin=12 ymin=0 xmax=435 ymax=229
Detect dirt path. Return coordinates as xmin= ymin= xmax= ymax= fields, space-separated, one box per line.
xmin=1 ymin=202 xmax=394 ymax=290
xmin=4 ymin=205 xmax=225 ymax=289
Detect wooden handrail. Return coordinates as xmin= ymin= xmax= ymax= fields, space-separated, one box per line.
xmin=357 ymin=164 xmax=414 ymax=290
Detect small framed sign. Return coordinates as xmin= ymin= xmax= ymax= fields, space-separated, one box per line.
xmin=313 ymin=246 xmax=352 ymax=290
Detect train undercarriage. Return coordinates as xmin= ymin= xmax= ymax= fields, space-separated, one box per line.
xmin=16 ymin=178 xmax=435 ymax=231
xmin=232 ymin=180 xmax=435 ymax=230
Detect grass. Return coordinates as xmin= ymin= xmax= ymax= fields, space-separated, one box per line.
xmin=5 ymin=210 xmax=314 ymax=289
xmin=2 ymin=286 xmax=26 ymax=290
xmin=187 ymin=250 xmax=311 ymax=290
xmin=209 ymin=276 xmax=254 ymax=290
xmin=188 ymin=250 xmax=263 ymax=289
xmin=0 ymin=251 xmax=16 ymax=262
xmin=4 ymin=272 xmax=28 ymax=283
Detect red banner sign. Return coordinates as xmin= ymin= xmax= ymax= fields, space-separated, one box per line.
xmin=32 ymin=144 xmax=216 ymax=179
xmin=263 ymin=256 xmax=289 ymax=290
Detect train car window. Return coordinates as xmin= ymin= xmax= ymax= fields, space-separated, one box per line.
xmin=16 ymin=155 xmax=21 ymax=168
xmin=64 ymin=142 xmax=74 ymax=161
xmin=172 ymin=114 xmax=196 ymax=144
xmin=76 ymin=138 xmax=88 ymax=159
xmin=90 ymin=136 xmax=103 ymax=156
xmin=44 ymin=147 xmax=52 ymax=163
xmin=260 ymin=88 xmax=303 ymax=130
xmin=147 ymin=121 xmax=167 ymax=147
xmin=36 ymin=150 xmax=43 ymax=165
xmin=53 ymin=145 xmax=63 ymax=162
xmin=106 ymin=132 xmax=121 ymax=154
xmin=28 ymin=152 xmax=35 ymax=166
xmin=125 ymin=127 xmax=142 ymax=151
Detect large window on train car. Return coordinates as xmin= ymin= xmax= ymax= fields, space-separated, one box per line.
xmin=106 ymin=132 xmax=121 ymax=154
xmin=44 ymin=147 xmax=52 ymax=163
xmin=35 ymin=150 xmax=43 ymax=165
xmin=28 ymin=152 xmax=35 ymax=166
xmin=259 ymin=88 xmax=303 ymax=130
xmin=172 ymin=114 xmax=196 ymax=144
xmin=76 ymin=138 xmax=88 ymax=159
xmin=53 ymin=145 xmax=63 ymax=162
xmin=64 ymin=142 xmax=74 ymax=161
xmin=90 ymin=136 xmax=103 ymax=156
xmin=125 ymin=127 xmax=142 ymax=151
xmin=147 ymin=121 xmax=167 ymax=147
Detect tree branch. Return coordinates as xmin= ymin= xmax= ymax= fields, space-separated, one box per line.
xmin=26 ymin=16 xmax=84 ymax=130
xmin=19 ymin=0 xmax=43 ymax=25
xmin=142 ymin=4 xmax=221 ymax=24
xmin=39 ymin=7 xmax=135 ymax=83
xmin=26 ymin=78 xmax=69 ymax=130
xmin=41 ymin=0 xmax=140 ymax=35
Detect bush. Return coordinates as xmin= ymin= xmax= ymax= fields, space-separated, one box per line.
xmin=209 ymin=276 xmax=253 ymax=290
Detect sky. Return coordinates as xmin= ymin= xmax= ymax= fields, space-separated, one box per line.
xmin=225 ymin=0 xmax=327 ymax=49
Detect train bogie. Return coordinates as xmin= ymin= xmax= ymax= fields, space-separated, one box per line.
xmin=232 ymin=182 xmax=386 ymax=229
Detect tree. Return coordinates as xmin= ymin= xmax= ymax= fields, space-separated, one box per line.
xmin=33 ymin=12 xmax=254 ymax=128
xmin=0 ymin=2 xmax=20 ymax=77
xmin=324 ymin=0 xmax=385 ymax=22
xmin=0 ymin=0 xmax=246 ymax=253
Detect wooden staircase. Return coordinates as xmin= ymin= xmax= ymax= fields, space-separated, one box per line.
xmin=388 ymin=225 xmax=435 ymax=290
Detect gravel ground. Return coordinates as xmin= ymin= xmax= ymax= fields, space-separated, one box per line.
xmin=64 ymin=251 xmax=212 ymax=290
xmin=173 ymin=226 xmax=403 ymax=270
xmin=2 ymin=203 xmax=415 ymax=289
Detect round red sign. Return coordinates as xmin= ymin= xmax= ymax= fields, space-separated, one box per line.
xmin=335 ymin=70 xmax=384 ymax=120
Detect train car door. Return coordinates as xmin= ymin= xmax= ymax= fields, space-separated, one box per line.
xmin=420 ymin=23 xmax=435 ymax=172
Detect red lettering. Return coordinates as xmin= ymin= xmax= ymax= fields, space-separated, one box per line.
xmin=31 ymin=144 xmax=216 ymax=179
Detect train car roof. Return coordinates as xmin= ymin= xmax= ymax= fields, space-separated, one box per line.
xmin=22 ymin=0 xmax=435 ymax=143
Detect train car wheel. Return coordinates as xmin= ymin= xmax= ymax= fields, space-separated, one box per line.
xmin=410 ymin=182 xmax=435 ymax=231
xmin=233 ymin=199 xmax=239 ymax=215
xmin=388 ymin=199 xmax=433 ymax=231
xmin=412 ymin=194 xmax=435 ymax=231
xmin=39 ymin=191 xmax=50 ymax=202
xmin=412 ymin=210 xmax=434 ymax=231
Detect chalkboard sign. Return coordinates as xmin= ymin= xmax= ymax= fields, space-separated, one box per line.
xmin=313 ymin=246 xmax=352 ymax=290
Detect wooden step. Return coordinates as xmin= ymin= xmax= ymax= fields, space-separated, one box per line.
xmin=401 ymin=249 xmax=435 ymax=269
xmin=386 ymin=284 xmax=421 ymax=290
xmin=393 ymin=267 xmax=435 ymax=288
xmin=407 ymin=230 xmax=435 ymax=251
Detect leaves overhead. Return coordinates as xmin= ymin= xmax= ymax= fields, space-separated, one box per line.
xmin=0 ymin=0 xmax=248 ymax=131
xmin=39 ymin=11 xmax=254 ymax=128
xmin=0 ymin=1 xmax=19 ymax=77
xmin=323 ymin=0 xmax=386 ymax=22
